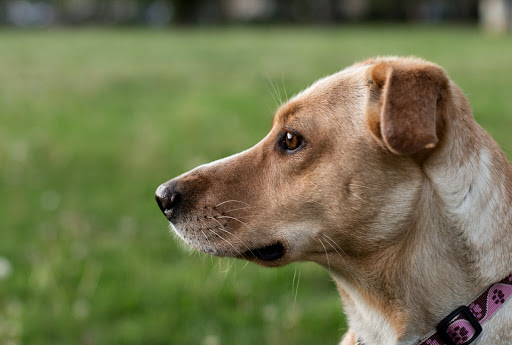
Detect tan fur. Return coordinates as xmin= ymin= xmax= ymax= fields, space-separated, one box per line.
xmin=340 ymin=329 xmax=357 ymax=345
xmin=156 ymin=57 xmax=512 ymax=344
xmin=367 ymin=60 xmax=448 ymax=155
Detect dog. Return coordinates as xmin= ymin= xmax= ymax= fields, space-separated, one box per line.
xmin=155 ymin=56 xmax=512 ymax=345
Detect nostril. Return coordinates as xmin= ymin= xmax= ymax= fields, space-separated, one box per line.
xmin=155 ymin=182 xmax=181 ymax=215
xmin=169 ymin=192 xmax=180 ymax=208
xmin=164 ymin=192 xmax=180 ymax=211
xmin=155 ymin=194 xmax=166 ymax=213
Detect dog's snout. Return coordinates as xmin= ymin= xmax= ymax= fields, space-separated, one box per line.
xmin=155 ymin=181 xmax=181 ymax=217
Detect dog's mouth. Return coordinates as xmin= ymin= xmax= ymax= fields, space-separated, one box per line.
xmin=243 ymin=242 xmax=286 ymax=262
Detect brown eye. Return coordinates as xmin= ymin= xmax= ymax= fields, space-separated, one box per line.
xmin=285 ymin=132 xmax=301 ymax=151
xmin=277 ymin=130 xmax=304 ymax=153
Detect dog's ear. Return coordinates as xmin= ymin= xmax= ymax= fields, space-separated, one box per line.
xmin=366 ymin=61 xmax=449 ymax=155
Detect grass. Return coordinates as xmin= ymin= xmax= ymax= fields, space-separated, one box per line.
xmin=0 ymin=26 xmax=511 ymax=345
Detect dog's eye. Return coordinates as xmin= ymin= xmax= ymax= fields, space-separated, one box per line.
xmin=285 ymin=132 xmax=299 ymax=150
xmin=284 ymin=131 xmax=302 ymax=151
xmin=277 ymin=130 xmax=304 ymax=153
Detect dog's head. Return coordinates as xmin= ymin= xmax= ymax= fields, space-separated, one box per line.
xmin=156 ymin=57 xmax=451 ymax=273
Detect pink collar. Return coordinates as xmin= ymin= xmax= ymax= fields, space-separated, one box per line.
xmin=417 ymin=273 xmax=512 ymax=345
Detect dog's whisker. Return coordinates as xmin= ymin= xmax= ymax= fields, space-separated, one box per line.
xmin=323 ymin=234 xmax=347 ymax=256
xmin=215 ymin=200 xmax=251 ymax=208
xmin=292 ymin=264 xmax=301 ymax=308
xmin=216 ymin=215 xmax=253 ymax=230
xmin=200 ymin=229 xmax=213 ymax=250
xmin=241 ymin=260 xmax=250 ymax=270
xmin=218 ymin=258 xmax=228 ymax=274
xmin=214 ymin=257 xmax=223 ymax=272
xmin=199 ymin=251 xmax=209 ymax=264
xmin=207 ymin=217 xmax=255 ymax=255
xmin=318 ymin=238 xmax=331 ymax=271
xmin=348 ymin=183 xmax=377 ymax=191
xmin=207 ymin=216 xmax=227 ymax=230
xmin=207 ymin=216 xmax=250 ymax=248
xmin=214 ymin=227 xmax=249 ymax=259
xmin=223 ymin=206 xmax=252 ymax=213
xmin=275 ymin=76 xmax=283 ymax=104
xmin=228 ymin=258 xmax=236 ymax=275
xmin=351 ymin=193 xmax=369 ymax=204
xmin=199 ymin=220 xmax=215 ymax=250
xmin=219 ymin=258 xmax=233 ymax=275
xmin=232 ymin=258 xmax=239 ymax=280
xmin=209 ymin=257 xmax=218 ymax=272
xmin=266 ymin=72 xmax=282 ymax=107
xmin=294 ymin=266 xmax=301 ymax=308
xmin=281 ymin=72 xmax=289 ymax=102
xmin=207 ymin=229 xmax=244 ymax=258
xmin=267 ymin=88 xmax=280 ymax=109
xmin=322 ymin=234 xmax=347 ymax=267
xmin=292 ymin=265 xmax=297 ymax=295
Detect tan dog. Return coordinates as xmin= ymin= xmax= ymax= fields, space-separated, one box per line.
xmin=155 ymin=57 xmax=512 ymax=345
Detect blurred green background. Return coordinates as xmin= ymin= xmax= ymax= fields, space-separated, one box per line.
xmin=1 ymin=26 xmax=512 ymax=345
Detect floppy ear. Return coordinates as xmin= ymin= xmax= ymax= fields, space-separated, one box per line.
xmin=366 ymin=61 xmax=449 ymax=155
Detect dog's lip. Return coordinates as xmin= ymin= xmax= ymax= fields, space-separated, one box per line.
xmin=242 ymin=242 xmax=286 ymax=262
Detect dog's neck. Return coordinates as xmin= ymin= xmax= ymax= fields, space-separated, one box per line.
xmin=333 ymin=90 xmax=512 ymax=345
xmin=426 ymin=87 xmax=512 ymax=288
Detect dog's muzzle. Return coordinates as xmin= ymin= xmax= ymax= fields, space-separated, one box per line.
xmin=155 ymin=179 xmax=287 ymax=263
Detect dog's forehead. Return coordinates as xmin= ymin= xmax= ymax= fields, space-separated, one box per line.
xmin=272 ymin=63 xmax=370 ymax=126
xmin=272 ymin=102 xmax=301 ymax=126
xmin=293 ymin=63 xmax=370 ymax=101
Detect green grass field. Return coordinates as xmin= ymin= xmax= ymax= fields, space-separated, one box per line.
xmin=1 ymin=27 xmax=511 ymax=345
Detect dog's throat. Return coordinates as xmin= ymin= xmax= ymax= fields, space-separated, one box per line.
xmin=246 ymin=242 xmax=285 ymax=262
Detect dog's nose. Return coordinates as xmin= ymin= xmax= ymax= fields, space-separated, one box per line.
xmin=155 ymin=181 xmax=181 ymax=216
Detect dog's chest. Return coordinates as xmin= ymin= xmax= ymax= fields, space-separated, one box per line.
xmin=334 ymin=274 xmax=399 ymax=345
